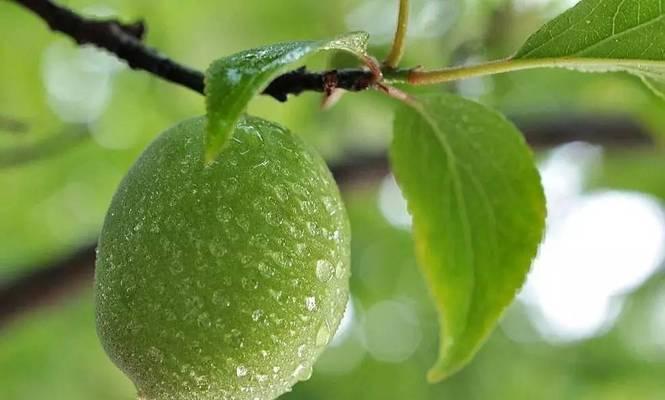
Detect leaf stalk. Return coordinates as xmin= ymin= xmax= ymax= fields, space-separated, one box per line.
xmin=384 ymin=0 xmax=410 ymax=69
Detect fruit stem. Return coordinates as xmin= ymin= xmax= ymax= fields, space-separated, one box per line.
xmin=384 ymin=0 xmax=410 ymax=69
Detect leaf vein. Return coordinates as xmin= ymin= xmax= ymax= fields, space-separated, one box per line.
xmin=574 ymin=13 xmax=665 ymax=55
xmin=519 ymin=0 xmax=606 ymax=57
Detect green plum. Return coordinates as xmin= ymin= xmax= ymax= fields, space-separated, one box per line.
xmin=95 ymin=115 xmax=351 ymax=400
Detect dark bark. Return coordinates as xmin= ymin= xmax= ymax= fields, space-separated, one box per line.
xmin=9 ymin=0 xmax=374 ymax=101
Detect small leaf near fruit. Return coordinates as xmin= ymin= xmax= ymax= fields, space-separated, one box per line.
xmin=204 ymin=32 xmax=370 ymax=163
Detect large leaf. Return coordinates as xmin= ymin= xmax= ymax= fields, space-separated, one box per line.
xmin=390 ymin=93 xmax=546 ymax=382
xmin=204 ymin=32 xmax=369 ymax=162
xmin=514 ymin=0 xmax=665 ymax=96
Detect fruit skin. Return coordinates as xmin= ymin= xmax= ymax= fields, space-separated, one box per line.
xmin=95 ymin=116 xmax=350 ymax=400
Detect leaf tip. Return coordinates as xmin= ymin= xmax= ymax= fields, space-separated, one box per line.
xmin=426 ymin=355 xmax=466 ymax=383
xmin=203 ymin=147 xmax=218 ymax=167
xmin=426 ymin=369 xmax=447 ymax=384
xmin=203 ymin=121 xmax=225 ymax=166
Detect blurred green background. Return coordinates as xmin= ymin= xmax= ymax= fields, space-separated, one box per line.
xmin=2 ymin=0 xmax=665 ymax=399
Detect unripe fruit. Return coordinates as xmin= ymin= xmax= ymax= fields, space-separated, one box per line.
xmin=95 ymin=116 xmax=351 ymax=400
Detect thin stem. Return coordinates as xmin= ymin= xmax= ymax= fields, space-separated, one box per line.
xmin=384 ymin=0 xmax=410 ymax=69
xmin=408 ymin=57 xmax=665 ymax=85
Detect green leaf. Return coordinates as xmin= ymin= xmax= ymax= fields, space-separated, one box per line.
xmin=390 ymin=93 xmax=546 ymax=382
xmin=514 ymin=0 xmax=665 ymax=97
xmin=204 ymin=32 xmax=369 ymax=162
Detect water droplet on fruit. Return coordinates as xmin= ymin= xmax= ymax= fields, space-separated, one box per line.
xmin=252 ymin=309 xmax=263 ymax=321
xmin=257 ymin=262 xmax=274 ymax=278
xmin=147 ymin=346 xmax=164 ymax=363
xmin=269 ymin=183 xmax=286 ymax=200
xmin=194 ymin=375 xmax=210 ymax=391
xmin=236 ymin=365 xmax=248 ymax=377
xmin=292 ymin=364 xmax=312 ymax=381
xmin=305 ymin=296 xmax=317 ymax=311
xmin=197 ymin=312 xmax=211 ymax=328
xmin=335 ymin=261 xmax=345 ymax=279
xmin=268 ymin=289 xmax=282 ymax=302
xmin=211 ymin=290 xmax=227 ymax=306
xmin=306 ymin=221 xmax=318 ymax=235
xmin=316 ymin=323 xmax=330 ymax=347
xmin=241 ymin=277 xmax=259 ymax=290
xmin=169 ymin=263 xmax=184 ymax=275
xmin=315 ymin=259 xmax=333 ymax=282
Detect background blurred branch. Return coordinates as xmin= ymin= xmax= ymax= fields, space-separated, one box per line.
xmin=0 ymin=126 xmax=89 ymax=169
xmin=0 ymin=114 xmax=654 ymax=328
xmin=9 ymin=0 xmax=375 ymax=102
xmin=0 ymin=246 xmax=95 ymax=329
xmin=0 ymin=115 xmax=30 ymax=134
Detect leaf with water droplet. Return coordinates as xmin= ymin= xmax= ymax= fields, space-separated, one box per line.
xmin=390 ymin=93 xmax=545 ymax=381
xmin=513 ymin=0 xmax=665 ymax=98
xmin=205 ymin=32 xmax=370 ymax=162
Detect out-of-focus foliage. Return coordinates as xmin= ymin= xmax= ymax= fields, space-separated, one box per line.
xmin=2 ymin=0 xmax=665 ymax=398
xmin=3 ymin=188 xmax=665 ymax=399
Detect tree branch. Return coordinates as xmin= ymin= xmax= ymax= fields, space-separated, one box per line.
xmin=0 ymin=246 xmax=95 ymax=329
xmin=8 ymin=0 xmax=375 ymax=102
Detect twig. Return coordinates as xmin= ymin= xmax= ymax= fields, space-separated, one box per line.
xmin=8 ymin=0 xmax=376 ymax=102
xmin=384 ymin=0 xmax=410 ymax=69
xmin=0 ymin=246 xmax=96 ymax=329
